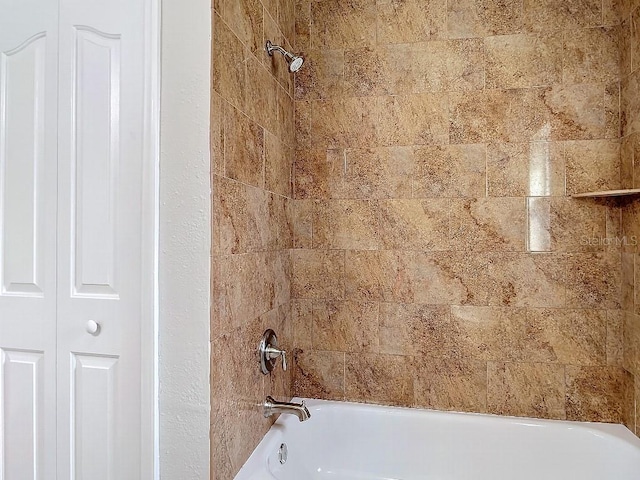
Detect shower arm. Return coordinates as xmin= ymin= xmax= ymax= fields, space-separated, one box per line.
xmin=266 ymin=41 xmax=294 ymax=60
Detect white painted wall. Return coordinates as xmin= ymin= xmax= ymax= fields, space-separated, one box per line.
xmin=158 ymin=0 xmax=211 ymax=477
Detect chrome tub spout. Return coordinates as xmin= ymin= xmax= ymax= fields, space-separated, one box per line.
xmin=263 ymin=396 xmax=311 ymax=422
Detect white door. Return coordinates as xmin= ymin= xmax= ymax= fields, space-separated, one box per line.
xmin=56 ymin=0 xmax=149 ymax=478
xmin=0 ymin=0 xmax=59 ymax=478
xmin=0 ymin=0 xmax=155 ymax=478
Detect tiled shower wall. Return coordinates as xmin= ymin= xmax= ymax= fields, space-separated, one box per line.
xmin=210 ymin=0 xmax=296 ymax=478
xmin=291 ymin=0 xmax=634 ymax=424
xmin=621 ymin=0 xmax=640 ymax=436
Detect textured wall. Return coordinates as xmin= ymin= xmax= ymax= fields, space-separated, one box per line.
xmin=210 ymin=0 xmax=296 ymax=478
xmin=291 ymin=0 xmax=634 ymax=425
xmin=621 ymin=0 xmax=640 ymax=437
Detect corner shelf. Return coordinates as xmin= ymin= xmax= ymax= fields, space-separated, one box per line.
xmin=572 ymin=188 xmax=640 ymax=198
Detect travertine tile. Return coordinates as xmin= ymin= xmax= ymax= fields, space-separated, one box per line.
xmin=312 ymin=300 xmax=379 ymax=352
xmin=636 ymin=254 xmax=640 ymax=315
xmin=345 ymin=353 xmax=414 ymax=406
xmin=278 ymin=0 xmax=295 ymax=42
xmin=214 ymin=176 xmax=291 ymax=255
xmin=292 ymin=199 xmax=313 ymax=248
xmin=376 ymin=199 xmax=451 ymax=250
xmin=526 ymin=308 xmax=607 ymax=365
xmin=621 ymin=133 xmax=635 ymax=189
xmin=545 ymin=84 xmax=607 ymax=140
xmin=487 ymin=362 xmax=566 ymax=419
xmin=624 ymin=313 xmax=640 ymax=376
xmin=379 ymin=303 xmax=452 ymax=356
xmin=377 ymin=94 xmax=449 ymax=146
xmin=622 ymin=69 xmax=640 ymax=137
xmin=449 ymin=306 xmax=530 ymax=361
xmin=295 ymin=49 xmax=345 ymax=100
xmin=265 ymin=132 xmax=293 ymax=197
xmin=288 ymin=0 xmax=632 ymax=427
xmin=295 ymin=0 xmax=311 ymax=50
xmin=377 ymin=0 xmax=446 ymax=44
xmin=608 ymin=309 xmax=625 ymax=366
xmin=217 ymin=0 xmax=263 ymax=58
xmin=264 ymin=13 xmax=294 ymax=95
xmin=565 ymin=140 xmax=621 ymax=194
xmin=632 ymin=7 xmax=640 ymax=74
xmin=408 ymin=252 xmax=492 ymax=305
xmin=311 ymin=97 xmax=377 ymax=148
xmin=246 ymin=56 xmax=279 ymax=132
xmin=294 ymin=100 xmax=312 ymax=149
xmin=565 ymin=366 xmax=633 ymax=423
xmin=224 ymin=103 xmax=264 ymax=187
xmin=413 ymin=144 xmax=486 ymax=197
xmin=414 ymin=357 xmax=488 ymax=412
xmin=343 ymin=47 xmax=390 ymax=97
xmin=449 ymin=197 xmax=527 ymax=252
xmin=487 ymin=142 xmax=565 ymax=197
xmin=310 ymin=0 xmax=377 ymax=49
xmin=565 ymin=252 xmax=622 ymax=309
xmin=563 ymin=27 xmax=620 ymax=84
xmin=485 ymin=33 xmax=562 ymax=89
xmin=328 ymin=200 xmax=381 ymax=250
xmin=292 ymin=249 xmax=345 ymax=299
xmin=338 ymin=147 xmax=414 ymax=199
xmin=527 ymin=197 xmax=608 ymax=252
xmin=447 ymin=0 xmax=525 ymax=38
xmin=603 ymin=0 xmax=626 ymax=25
xmin=621 ymin=17 xmax=632 ymax=78
xmin=411 ymin=39 xmax=485 ymax=92
xmin=485 ymin=252 xmax=566 ymax=307
xmin=449 ymin=90 xmax=489 ymax=144
xmin=605 ymin=82 xmax=620 ymax=140
xmin=292 ymin=299 xmax=313 ymax=349
xmin=485 ymin=88 xmax=551 ymax=142
xmin=523 ymin=0 xmax=602 ymax=32
xmin=621 ymin=201 xmax=640 ymax=253
xmin=275 ymin=85 xmax=294 ymax=146
xmin=344 ymin=250 xmax=415 ymax=302
xmin=215 ymin=251 xmax=290 ymax=332
xmin=622 ymin=253 xmax=635 ymax=310
xmin=293 ymin=349 xmax=345 ymax=399
xmin=212 ymin=14 xmax=247 ymax=111
xmin=634 ymin=376 xmax=640 ymax=435
xmin=211 ymin=92 xmax=224 ymax=175
xmin=293 ymin=148 xmax=341 ymax=199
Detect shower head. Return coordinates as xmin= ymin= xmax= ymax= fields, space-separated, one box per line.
xmin=266 ymin=40 xmax=304 ymax=73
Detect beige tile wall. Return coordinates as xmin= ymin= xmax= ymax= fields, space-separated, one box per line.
xmin=621 ymin=0 xmax=640 ymax=437
xmin=211 ymin=0 xmax=296 ymax=478
xmin=291 ymin=0 xmax=635 ymax=426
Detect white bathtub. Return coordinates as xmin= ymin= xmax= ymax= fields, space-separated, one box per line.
xmin=234 ymin=398 xmax=640 ymax=480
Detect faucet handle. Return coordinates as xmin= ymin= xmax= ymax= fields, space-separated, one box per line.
xmin=259 ymin=329 xmax=288 ymax=374
xmin=265 ymin=346 xmax=287 ymax=371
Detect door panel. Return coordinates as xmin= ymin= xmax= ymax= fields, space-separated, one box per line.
xmin=1 ymin=33 xmax=47 ymax=297
xmin=70 ymin=354 xmax=119 ymax=480
xmin=0 ymin=349 xmax=45 ymax=479
xmin=71 ymin=27 xmax=120 ymax=298
xmin=0 ymin=1 xmax=59 ymax=478
xmin=57 ymin=0 xmax=146 ymax=478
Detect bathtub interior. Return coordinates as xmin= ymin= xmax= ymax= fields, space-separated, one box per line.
xmin=236 ymin=399 xmax=640 ymax=480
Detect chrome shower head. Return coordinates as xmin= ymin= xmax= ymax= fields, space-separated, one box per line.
xmin=266 ymin=40 xmax=304 ymax=73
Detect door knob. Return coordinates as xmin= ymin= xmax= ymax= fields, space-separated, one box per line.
xmin=86 ymin=320 xmax=101 ymax=335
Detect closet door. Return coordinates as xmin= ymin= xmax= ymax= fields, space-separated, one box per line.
xmin=0 ymin=1 xmax=59 ymax=478
xmin=56 ymin=0 xmax=150 ymax=477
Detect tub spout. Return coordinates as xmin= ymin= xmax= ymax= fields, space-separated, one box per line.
xmin=263 ymin=396 xmax=311 ymax=422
